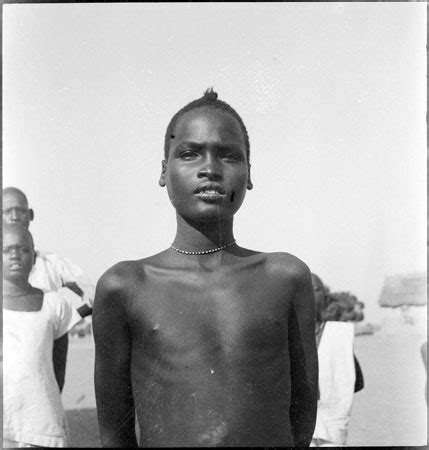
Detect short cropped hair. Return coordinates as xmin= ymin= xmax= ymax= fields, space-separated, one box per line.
xmin=3 ymin=187 xmax=29 ymax=206
xmin=164 ymin=88 xmax=250 ymax=164
xmin=3 ymin=223 xmax=35 ymax=249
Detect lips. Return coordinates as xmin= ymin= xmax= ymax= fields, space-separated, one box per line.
xmin=194 ymin=184 xmax=226 ymax=202
xmin=9 ymin=263 xmax=23 ymax=270
xmin=194 ymin=184 xmax=226 ymax=195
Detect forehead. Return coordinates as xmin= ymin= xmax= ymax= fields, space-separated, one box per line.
xmin=171 ymin=107 xmax=246 ymax=148
xmin=3 ymin=192 xmax=28 ymax=209
xmin=3 ymin=229 xmax=33 ymax=247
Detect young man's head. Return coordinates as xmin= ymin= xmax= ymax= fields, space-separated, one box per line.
xmin=159 ymin=89 xmax=253 ymax=222
xmin=2 ymin=224 xmax=36 ymax=285
xmin=3 ymin=187 xmax=34 ymax=229
xmin=311 ymin=273 xmax=328 ymax=323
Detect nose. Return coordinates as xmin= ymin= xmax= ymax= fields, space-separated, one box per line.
xmin=9 ymin=248 xmax=21 ymax=259
xmin=197 ymin=153 xmax=222 ymax=181
xmin=10 ymin=209 xmax=19 ymax=220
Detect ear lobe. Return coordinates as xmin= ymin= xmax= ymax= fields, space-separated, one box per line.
xmin=29 ymin=209 xmax=34 ymax=221
xmin=247 ymin=166 xmax=253 ymax=190
xmin=159 ymin=160 xmax=167 ymax=187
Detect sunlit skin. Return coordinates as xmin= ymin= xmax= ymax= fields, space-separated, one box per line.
xmin=93 ymin=106 xmax=318 ymax=447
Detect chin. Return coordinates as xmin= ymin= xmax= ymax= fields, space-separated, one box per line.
xmin=182 ymin=206 xmax=236 ymax=223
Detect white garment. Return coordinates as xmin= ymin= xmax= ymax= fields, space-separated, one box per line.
xmin=312 ymin=321 xmax=355 ymax=446
xmin=30 ymin=250 xmax=95 ymax=308
xmin=3 ymin=290 xmax=82 ymax=447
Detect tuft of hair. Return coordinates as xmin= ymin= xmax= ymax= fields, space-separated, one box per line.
xmin=3 ymin=186 xmax=29 ymax=205
xmin=3 ymin=223 xmax=35 ymax=249
xmin=164 ymin=88 xmax=250 ymax=163
xmin=203 ymin=87 xmax=218 ymax=102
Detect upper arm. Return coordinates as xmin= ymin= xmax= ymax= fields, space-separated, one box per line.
xmin=93 ymin=269 xmax=132 ymax=372
xmin=288 ymin=262 xmax=318 ymax=393
xmin=93 ymin=267 xmax=137 ymax=447
xmin=285 ymin=259 xmax=318 ymax=445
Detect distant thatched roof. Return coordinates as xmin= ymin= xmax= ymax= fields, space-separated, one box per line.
xmin=378 ymin=273 xmax=427 ymax=307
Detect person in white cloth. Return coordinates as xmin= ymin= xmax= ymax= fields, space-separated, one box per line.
xmin=3 ymin=224 xmax=82 ymax=448
xmin=3 ymin=187 xmax=94 ymax=390
xmin=310 ymin=273 xmax=356 ymax=447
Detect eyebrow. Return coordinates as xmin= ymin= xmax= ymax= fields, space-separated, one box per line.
xmin=175 ymin=141 xmax=203 ymax=151
xmin=175 ymin=141 xmax=243 ymax=152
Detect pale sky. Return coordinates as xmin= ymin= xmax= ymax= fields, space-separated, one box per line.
xmin=3 ymin=3 xmax=427 ymax=321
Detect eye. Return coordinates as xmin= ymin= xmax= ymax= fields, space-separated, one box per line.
xmin=180 ymin=150 xmax=199 ymax=160
xmin=220 ymin=150 xmax=242 ymax=162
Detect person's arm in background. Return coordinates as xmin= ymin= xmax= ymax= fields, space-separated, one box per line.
xmin=53 ymin=333 xmax=68 ymax=392
xmin=47 ymin=252 xmax=96 ymax=308
xmin=51 ymin=292 xmax=82 ymax=392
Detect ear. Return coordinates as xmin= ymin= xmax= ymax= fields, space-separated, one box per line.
xmin=159 ymin=160 xmax=167 ymax=187
xmin=28 ymin=209 xmax=34 ymax=221
xmin=33 ymin=251 xmax=37 ymax=266
xmin=247 ymin=164 xmax=253 ymax=190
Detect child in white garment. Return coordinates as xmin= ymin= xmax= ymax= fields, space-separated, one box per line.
xmin=3 ymin=225 xmax=81 ymax=448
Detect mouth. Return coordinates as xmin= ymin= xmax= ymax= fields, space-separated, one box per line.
xmin=194 ymin=185 xmax=226 ymax=202
xmin=9 ymin=263 xmax=23 ymax=270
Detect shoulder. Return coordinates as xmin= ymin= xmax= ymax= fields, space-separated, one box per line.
xmin=35 ymin=250 xmax=67 ymax=270
xmin=262 ymin=252 xmax=311 ymax=285
xmin=35 ymin=250 xmax=56 ymax=261
xmin=97 ymin=258 xmax=152 ymax=292
xmin=94 ymin=258 xmax=154 ymax=311
xmin=43 ymin=289 xmax=71 ymax=314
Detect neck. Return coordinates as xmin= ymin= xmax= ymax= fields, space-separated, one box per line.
xmin=172 ymin=213 xmax=235 ymax=252
xmin=3 ymin=278 xmax=33 ymax=296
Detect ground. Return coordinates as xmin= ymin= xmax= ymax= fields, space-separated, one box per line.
xmin=62 ymin=327 xmax=427 ymax=447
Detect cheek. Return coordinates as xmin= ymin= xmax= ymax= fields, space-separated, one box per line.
xmin=165 ymin=170 xmax=192 ymax=208
xmin=229 ymin=172 xmax=249 ymax=203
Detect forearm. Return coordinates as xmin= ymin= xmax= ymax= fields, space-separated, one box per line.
xmin=53 ymin=333 xmax=69 ymax=392
xmin=289 ymin=347 xmax=318 ymax=446
xmin=288 ymin=280 xmax=318 ymax=446
xmin=290 ymin=379 xmax=318 ymax=446
xmin=95 ymin=367 xmax=138 ymax=447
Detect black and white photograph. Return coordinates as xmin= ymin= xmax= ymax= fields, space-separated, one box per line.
xmin=2 ymin=2 xmax=427 ymax=447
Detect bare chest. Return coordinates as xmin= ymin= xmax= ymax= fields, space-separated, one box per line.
xmin=128 ymin=267 xmax=293 ymax=366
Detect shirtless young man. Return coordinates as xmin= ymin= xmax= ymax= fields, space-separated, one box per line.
xmin=93 ymin=89 xmax=318 ymax=447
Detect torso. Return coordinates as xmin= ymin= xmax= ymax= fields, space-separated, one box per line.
xmin=109 ymin=248 xmax=305 ymax=447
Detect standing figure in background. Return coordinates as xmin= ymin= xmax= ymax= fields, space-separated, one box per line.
xmin=3 ymin=225 xmax=82 ymax=447
xmin=3 ymin=187 xmax=94 ymax=390
xmin=311 ymin=274 xmax=360 ymax=447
